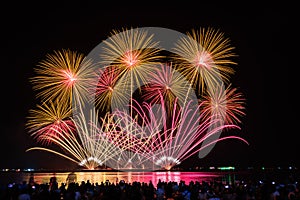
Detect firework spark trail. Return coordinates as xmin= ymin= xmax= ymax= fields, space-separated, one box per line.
xmin=99 ymin=28 xmax=164 ymax=94
xmin=111 ymin=96 xmax=248 ymax=170
xmin=73 ymin=106 xmax=124 ymax=169
xmin=106 ymin=107 xmax=163 ymax=169
xmin=150 ymin=99 xmax=207 ymax=169
xmin=152 ymin=113 xmax=246 ymax=170
xmin=26 ymin=106 xmax=126 ymax=170
xmin=26 ymin=120 xmax=89 ymax=167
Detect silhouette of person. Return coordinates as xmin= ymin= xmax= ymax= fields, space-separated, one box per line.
xmin=28 ymin=173 xmax=35 ymax=187
xmin=49 ymin=176 xmax=58 ymax=191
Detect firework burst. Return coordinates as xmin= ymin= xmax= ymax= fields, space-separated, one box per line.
xmin=26 ymin=100 xmax=75 ymax=145
xmin=172 ymin=27 xmax=237 ymax=95
xmin=200 ymin=83 xmax=246 ymax=125
xmin=30 ymin=49 xmax=95 ymax=106
xmin=142 ymin=63 xmax=192 ymax=109
xmin=93 ymin=66 xmax=127 ymax=112
xmin=100 ymin=27 xmax=163 ymax=91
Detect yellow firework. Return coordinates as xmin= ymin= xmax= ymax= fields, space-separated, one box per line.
xmin=26 ymin=100 xmax=75 ymax=145
xmin=100 ymin=27 xmax=163 ymax=91
xmin=172 ymin=27 xmax=237 ymax=95
xmin=30 ymin=49 xmax=95 ymax=105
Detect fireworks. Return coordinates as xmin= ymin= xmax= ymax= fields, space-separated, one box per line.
xmin=94 ymin=66 xmax=125 ymax=112
xmin=200 ymin=83 xmax=246 ymax=125
xmin=142 ymin=63 xmax=191 ymax=109
xmin=26 ymin=100 xmax=75 ymax=145
xmin=27 ymin=106 xmax=124 ymax=170
xmin=100 ymin=28 xmax=163 ymax=89
xmin=108 ymin=96 xmax=248 ymax=170
xmin=26 ymin=27 xmax=248 ymax=170
xmin=172 ymin=27 xmax=237 ymax=95
xmin=30 ymin=49 xmax=95 ymax=105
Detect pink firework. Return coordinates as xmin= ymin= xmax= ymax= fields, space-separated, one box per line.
xmin=106 ymin=94 xmax=248 ymax=170
xmin=146 ymin=97 xmax=244 ymax=170
xmin=142 ymin=63 xmax=190 ymax=107
xmin=94 ymin=66 xmax=126 ymax=112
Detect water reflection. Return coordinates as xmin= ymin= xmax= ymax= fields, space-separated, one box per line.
xmin=66 ymin=172 xmax=77 ymax=184
xmin=20 ymin=171 xmax=221 ymax=186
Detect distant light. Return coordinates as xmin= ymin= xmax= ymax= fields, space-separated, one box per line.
xmin=218 ymin=166 xmax=235 ymax=170
xmin=24 ymin=168 xmax=35 ymax=172
xmin=262 ymin=167 xmax=265 ymax=170
xmin=209 ymin=166 xmax=215 ymax=170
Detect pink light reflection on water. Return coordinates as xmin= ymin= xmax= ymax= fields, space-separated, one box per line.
xmin=16 ymin=171 xmax=222 ymax=187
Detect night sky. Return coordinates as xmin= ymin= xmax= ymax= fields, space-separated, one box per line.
xmin=1 ymin=2 xmax=296 ymax=170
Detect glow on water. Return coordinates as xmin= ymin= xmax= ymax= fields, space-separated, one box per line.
xmin=18 ymin=171 xmax=222 ymax=187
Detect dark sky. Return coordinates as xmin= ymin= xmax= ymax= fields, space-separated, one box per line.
xmin=0 ymin=2 xmax=296 ymax=170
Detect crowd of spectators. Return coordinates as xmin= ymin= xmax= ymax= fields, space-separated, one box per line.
xmin=0 ymin=170 xmax=299 ymax=200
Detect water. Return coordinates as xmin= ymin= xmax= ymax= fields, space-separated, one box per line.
xmin=0 ymin=171 xmax=231 ymax=187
